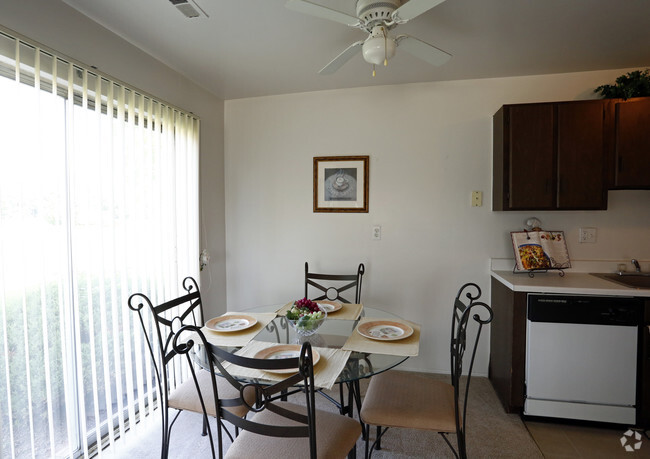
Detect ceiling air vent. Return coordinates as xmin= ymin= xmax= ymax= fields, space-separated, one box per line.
xmin=169 ymin=0 xmax=208 ymax=19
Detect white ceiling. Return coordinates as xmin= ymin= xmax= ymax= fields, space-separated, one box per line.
xmin=61 ymin=0 xmax=650 ymax=100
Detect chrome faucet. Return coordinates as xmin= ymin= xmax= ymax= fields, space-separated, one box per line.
xmin=632 ymin=259 xmax=642 ymax=272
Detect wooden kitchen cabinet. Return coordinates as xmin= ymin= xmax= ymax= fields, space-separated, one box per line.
xmin=612 ymin=97 xmax=650 ymax=188
xmin=556 ymin=101 xmax=608 ymax=209
xmin=493 ymin=100 xmax=608 ymax=211
xmin=640 ymin=299 xmax=650 ymax=428
xmin=488 ymin=277 xmax=527 ymax=413
xmin=493 ymin=103 xmax=554 ymax=210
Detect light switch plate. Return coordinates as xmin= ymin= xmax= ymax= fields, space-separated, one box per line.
xmin=472 ymin=191 xmax=483 ymax=207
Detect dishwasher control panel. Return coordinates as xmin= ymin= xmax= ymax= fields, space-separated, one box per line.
xmin=527 ymin=295 xmax=642 ymax=326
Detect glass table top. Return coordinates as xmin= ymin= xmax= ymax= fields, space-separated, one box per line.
xmin=197 ymin=304 xmax=410 ymax=384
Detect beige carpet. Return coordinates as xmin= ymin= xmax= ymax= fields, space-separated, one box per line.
xmin=106 ymin=373 xmax=542 ymax=458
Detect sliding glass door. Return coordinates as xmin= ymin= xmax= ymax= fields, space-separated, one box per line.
xmin=0 ymin=31 xmax=200 ymax=458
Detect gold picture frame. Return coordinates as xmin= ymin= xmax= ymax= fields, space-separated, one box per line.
xmin=313 ymin=156 xmax=369 ymax=213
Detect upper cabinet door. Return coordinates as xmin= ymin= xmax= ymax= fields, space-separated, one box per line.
xmin=493 ymin=100 xmax=610 ymax=211
xmin=615 ymin=98 xmax=650 ymax=188
xmin=556 ymin=101 xmax=607 ymax=209
xmin=507 ymin=104 xmax=555 ymax=210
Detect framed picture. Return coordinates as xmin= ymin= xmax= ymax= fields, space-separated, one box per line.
xmin=313 ymin=155 xmax=369 ymax=213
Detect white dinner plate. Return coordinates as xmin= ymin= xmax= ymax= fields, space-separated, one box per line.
xmin=253 ymin=344 xmax=321 ymax=373
xmin=356 ymin=320 xmax=414 ymax=341
xmin=316 ymin=301 xmax=343 ymax=313
xmin=205 ymin=314 xmax=257 ymax=333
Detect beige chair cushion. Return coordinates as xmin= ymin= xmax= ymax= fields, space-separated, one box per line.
xmin=225 ymin=401 xmax=362 ymax=458
xmin=360 ymin=371 xmax=457 ymax=433
xmin=168 ymin=369 xmax=250 ymax=418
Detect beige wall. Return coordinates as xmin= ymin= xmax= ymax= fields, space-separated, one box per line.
xmin=224 ymin=69 xmax=650 ymax=375
xmin=0 ymin=0 xmax=227 ymax=317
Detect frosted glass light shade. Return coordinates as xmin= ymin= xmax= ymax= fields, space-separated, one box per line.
xmin=362 ymin=36 xmax=396 ymax=65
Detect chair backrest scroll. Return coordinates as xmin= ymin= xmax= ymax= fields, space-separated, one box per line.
xmin=173 ymin=325 xmax=320 ymax=459
xmin=127 ymin=277 xmax=205 ymax=403
xmin=449 ymin=282 xmax=494 ymax=458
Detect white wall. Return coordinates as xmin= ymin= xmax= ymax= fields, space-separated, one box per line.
xmin=0 ymin=0 xmax=227 ymax=317
xmin=4 ymin=1 xmax=649 ymax=375
xmin=224 ymin=69 xmax=650 ymax=375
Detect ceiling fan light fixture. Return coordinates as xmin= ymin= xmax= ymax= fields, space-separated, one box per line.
xmin=286 ymin=0 xmax=451 ymax=75
xmin=362 ymin=35 xmax=396 ymax=66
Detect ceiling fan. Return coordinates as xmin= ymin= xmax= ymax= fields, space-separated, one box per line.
xmin=285 ymin=0 xmax=452 ymax=76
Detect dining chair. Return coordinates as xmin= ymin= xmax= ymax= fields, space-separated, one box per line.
xmin=304 ymin=261 xmax=365 ymax=304
xmin=172 ymin=325 xmax=363 ymax=459
xmin=359 ymin=283 xmax=494 ymax=459
xmin=304 ymin=261 xmax=366 ymax=420
xmin=127 ymin=277 xmax=249 ymax=459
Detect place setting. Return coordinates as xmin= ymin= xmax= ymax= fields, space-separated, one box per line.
xmin=222 ymin=340 xmax=351 ymax=390
xmin=275 ymin=299 xmax=363 ymax=321
xmin=342 ymin=317 xmax=421 ymax=357
xmin=200 ymin=311 xmax=277 ymax=347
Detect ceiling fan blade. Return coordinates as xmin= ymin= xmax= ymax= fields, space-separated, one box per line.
xmin=392 ymin=0 xmax=447 ymax=23
xmin=285 ymin=0 xmax=360 ymax=27
xmin=318 ymin=41 xmax=364 ymax=75
xmin=396 ymin=35 xmax=451 ymax=66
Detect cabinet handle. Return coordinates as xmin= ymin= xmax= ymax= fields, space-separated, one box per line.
xmin=618 ymin=156 xmax=623 ymax=172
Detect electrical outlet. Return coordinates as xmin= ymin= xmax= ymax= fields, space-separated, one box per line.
xmin=579 ymin=227 xmax=597 ymax=243
xmin=372 ymin=225 xmax=381 ymax=241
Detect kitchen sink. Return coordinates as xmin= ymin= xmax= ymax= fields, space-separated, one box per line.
xmin=591 ymin=272 xmax=650 ymax=289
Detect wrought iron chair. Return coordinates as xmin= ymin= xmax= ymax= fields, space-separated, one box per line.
xmin=360 ymin=283 xmax=494 ymax=459
xmin=304 ymin=261 xmax=365 ymax=304
xmin=128 ymin=277 xmax=249 ymax=459
xmin=304 ymin=261 xmax=366 ymax=420
xmin=172 ymin=325 xmax=363 ymax=459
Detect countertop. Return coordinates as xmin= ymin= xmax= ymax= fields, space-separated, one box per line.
xmin=491 ymin=270 xmax=650 ymax=297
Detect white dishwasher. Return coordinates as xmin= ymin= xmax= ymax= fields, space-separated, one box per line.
xmin=525 ymin=294 xmax=642 ymax=424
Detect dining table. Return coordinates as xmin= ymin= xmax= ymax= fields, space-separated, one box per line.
xmin=192 ymin=302 xmax=421 ymax=432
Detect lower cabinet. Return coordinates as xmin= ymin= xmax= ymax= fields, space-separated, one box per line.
xmin=488 ymin=277 xmax=650 ymax=427
xmin=488 ymin=278 xmax=526 ymax=413
xmin=641 ymin=305 xmax=650 ymax=427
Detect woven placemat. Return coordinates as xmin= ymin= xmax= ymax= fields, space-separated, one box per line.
xmin=342 ymin=317 xmax=420 ymax=357
xmin=222 ymin=340 xmax=351 ymax=390
xmin=199 ymin=312 xmax=277 ymax=347
xmin=275 ymin=301 xmax=363 ymax=320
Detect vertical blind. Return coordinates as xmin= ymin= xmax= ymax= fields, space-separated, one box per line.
xmin=0 ymin=29 xmax=200 ymax=458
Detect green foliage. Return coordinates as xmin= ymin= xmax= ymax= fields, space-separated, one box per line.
xmin=594 ymin=69 xmax=650 ymax=99
xmin=1 ymin=277 xmax=139 ymax=458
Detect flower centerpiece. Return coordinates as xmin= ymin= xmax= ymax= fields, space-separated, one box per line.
xmin=286 ymin=298 xmax=327 ymax=336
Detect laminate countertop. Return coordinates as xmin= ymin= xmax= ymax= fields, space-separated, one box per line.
xmin=491 ymin=270 xmax=650 ymax=297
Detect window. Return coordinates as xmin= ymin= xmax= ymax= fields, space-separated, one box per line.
xmin=0 ymin=30 xmax=200 ymax=458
